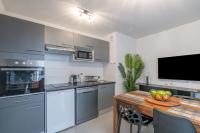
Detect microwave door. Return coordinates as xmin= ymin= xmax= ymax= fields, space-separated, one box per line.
xmin=78 ymin=51 xmax=89 ymax=59
xmin=74 ymin=50 xmax=94 ymax=61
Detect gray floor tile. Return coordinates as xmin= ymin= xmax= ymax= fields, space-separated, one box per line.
xmin=60 ymin=111 xmax=154 ymax=133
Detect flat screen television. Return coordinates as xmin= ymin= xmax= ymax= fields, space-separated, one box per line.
xmin=158 ymin=54 xmax=200 ymax=81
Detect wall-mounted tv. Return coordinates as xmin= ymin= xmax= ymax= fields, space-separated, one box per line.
xmin=158 ymin=54 xmax=200 ymax=81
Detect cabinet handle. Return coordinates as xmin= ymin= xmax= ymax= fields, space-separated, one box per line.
xmin=61 ymin=43 xmax=74 ymax=47
xmin=95 ymin=58 xmax=103 ymax=61
xmin=100 ymin=87 xmax=108 ymax=89
xmin=85 ymin=45 xmax=94 ymax=48
xmin=14 ymin=99 xmax=32 ymax=103
xmin=27 ymin=50 xmax=43 ymax=52
xmin=26 ymin=105 xmax=41 ymax=110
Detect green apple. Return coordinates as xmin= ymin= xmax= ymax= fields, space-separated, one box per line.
xmin=157 ymin=90 xmax=165 ymax=96
xmin=166 ymin=91 xmax=172 ymax=96
xmin=150 ymin=89 xmax=157 ymax=98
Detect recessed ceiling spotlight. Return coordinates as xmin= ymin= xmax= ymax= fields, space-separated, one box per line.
xmin=77 ymin=7 xmax=94 ymax=23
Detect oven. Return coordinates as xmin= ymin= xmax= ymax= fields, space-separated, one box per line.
xmin=0 ymin=59 xmax=44 ymax=97
xmin=73 ymin=46 xmax=94 ymax=61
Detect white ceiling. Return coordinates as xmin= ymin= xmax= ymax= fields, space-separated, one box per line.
xmin=2 ymin=0 xmax=200 ymax=38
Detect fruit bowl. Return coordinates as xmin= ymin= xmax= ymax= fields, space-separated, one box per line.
xmin=149 ymin=89 xmax=172 ymax=102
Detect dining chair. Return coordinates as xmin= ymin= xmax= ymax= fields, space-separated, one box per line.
xmin=153 ymin=109 xmax=197 ymax=133
xmin=117 ymin=102 xmax=153 ymax=133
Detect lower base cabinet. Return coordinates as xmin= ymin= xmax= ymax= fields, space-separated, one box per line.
xmin=98 ymin=83 xmax=115 ymax=111
xmin=0 ymin=93 xmax=45 ymax=133
xmin=47 ymin=89 xmax=75 ymax=133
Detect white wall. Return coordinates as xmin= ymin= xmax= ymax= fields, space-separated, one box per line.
xmin=137 ymin=20 xmax=200 ymax=90
xmin=104 ymin=32 xmax=137 ymax=95
xmin=45 ymin=54 xmax=103 ymax=84
xmin=0 ymin=0 xmax=5 ymax=13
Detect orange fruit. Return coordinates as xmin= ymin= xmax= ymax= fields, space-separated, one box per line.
xmin=163 ymin=95 xmax=169 ymax=101
xmin=155 ymin=94 xmax=163 ymax=101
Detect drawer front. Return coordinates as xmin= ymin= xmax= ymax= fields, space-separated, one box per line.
xmin=0 ymin=100 xmax=45 ymax=133
xmin=0 ymin=93 xmax=44 ymax=109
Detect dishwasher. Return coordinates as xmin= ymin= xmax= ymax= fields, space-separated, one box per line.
xmin=76 ymin=86 xmax=98 ymax=124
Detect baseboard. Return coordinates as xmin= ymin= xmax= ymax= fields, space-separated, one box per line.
xmin=99 ymin=107 xmax=112 ymax=115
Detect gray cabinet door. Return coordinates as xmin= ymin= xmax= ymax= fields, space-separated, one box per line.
xmin=98 ymin=83 xmax=115 ymax=110
xmin=94 ymin=40 xmax=109 ymax=62
xmin=45 ymin=26 xmax=74 ymax=47
xmin=74 ymin=34 xmax=96 ymax=48
xmin=0 ymin=14 xmax=44 ymax=54
xmin=0 ymin=93 xmax=45 ymax=133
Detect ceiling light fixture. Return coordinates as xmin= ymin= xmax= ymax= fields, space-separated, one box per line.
xmin=77 ymin=8 xmax=94 ymax=23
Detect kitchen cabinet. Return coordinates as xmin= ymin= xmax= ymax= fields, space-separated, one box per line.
xmin=45 ymin=26 xmax=74 ymax=47
xmin=94 ymin=40 xmax=109 ymax=62
xmin=74 ymin=33 xmax=110 ymax=62
xmin=47 ymin=89 xmax=75 ymax=133
xmin=98 ymin=83 xmax=115 ymax=110
xmin=0 ymin=14 xmax=44 ymax=58
xmin=74 ymin=34 xmax=96 ymax=47
xmin=0 ymin=93 xmax=45 ymax=133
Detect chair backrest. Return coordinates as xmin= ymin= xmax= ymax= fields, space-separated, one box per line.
xmin=153 ymin=109 xmax=197 ymax=133
xmin=118 ymin=102 xmax=143 ymax=125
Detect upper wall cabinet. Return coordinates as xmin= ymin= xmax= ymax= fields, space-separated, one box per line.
xmin=45 ymin=26 xmax=74 ymax=47
xmin=45 ymin=26 xmax=109 ymax=62
xmin=94 ymin=39 xmax=109 ymax=62
xmin=74 ymin=34 xmax=96 ymax=48
xmin=0 ymin=15 xmax=45 ymax=55
xmin=74 ymin=34 xmax=109 ymax=62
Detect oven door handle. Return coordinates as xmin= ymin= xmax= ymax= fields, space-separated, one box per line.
xmin=0 ymin=68 xmax=43 ymax=71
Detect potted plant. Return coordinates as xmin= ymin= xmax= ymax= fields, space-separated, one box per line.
xmin=118 ymin=54 xmax=144 ymax=92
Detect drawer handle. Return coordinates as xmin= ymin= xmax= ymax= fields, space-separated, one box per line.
xmin=14 ymin=99 xmax=33 ymax=103
xmin=95 ymin=58 xmax=102 ymax=60
xmin=82 ymin=91 xmax=94 ymax=94
xmin=85 ymin=45 xmax=94 ymax=48
xmin=27 ymin=50 xmax=43 ymax=52
xmin=26 ymin=105 xmax=41 ymax=110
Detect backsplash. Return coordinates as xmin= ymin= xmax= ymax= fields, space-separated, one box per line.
xmin=45 ymin=54 xmax=103 ymax=84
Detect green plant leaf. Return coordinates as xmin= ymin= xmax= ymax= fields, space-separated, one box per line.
xmin=119 ymin=53 xmax=144 ymax=92
xmin=118 ymin=63 xmax=126 ymax=79
xmin=125 ymin=53 xmax=132 ymax=69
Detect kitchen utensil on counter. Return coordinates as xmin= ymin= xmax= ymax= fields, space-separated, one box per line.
xmin=69 ymin=74 xmax=79 ymax=83
xmin=84 ymin=76 xmax=100 ymax=82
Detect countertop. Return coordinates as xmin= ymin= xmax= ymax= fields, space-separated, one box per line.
xmin=45 ymin=81 xmax=115 ymax=92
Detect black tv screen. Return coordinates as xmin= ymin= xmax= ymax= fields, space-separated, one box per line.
xmin=158 ymin=54 xmax=200 ymax=81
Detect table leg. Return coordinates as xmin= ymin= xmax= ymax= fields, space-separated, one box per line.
xmin=113 ymin=98 xmax=118 ymax=133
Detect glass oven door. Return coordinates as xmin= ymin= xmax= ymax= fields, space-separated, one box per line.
xmin=0 ymin=67 xmax=44 ymax=97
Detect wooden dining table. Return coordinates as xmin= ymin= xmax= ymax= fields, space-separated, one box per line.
xmin=113 ymin=90 xmax=200 ymax=133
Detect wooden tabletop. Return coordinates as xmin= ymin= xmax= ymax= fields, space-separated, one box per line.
xmin=113 ymin=90 xmax=200 ymax=133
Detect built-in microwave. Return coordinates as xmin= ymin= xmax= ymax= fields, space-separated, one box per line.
xmin=73 ymin=46 xmax=94 ymax=61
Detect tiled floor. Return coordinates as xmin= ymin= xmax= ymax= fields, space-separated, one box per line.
xmin=60 ymin=111 xmax=154 ymax=133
